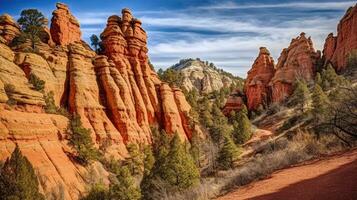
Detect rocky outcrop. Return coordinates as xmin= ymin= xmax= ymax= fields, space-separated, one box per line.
xmin=323 ymin=4 xmax=357 ymax=72
xmin=100 ymin=9 xmax=195 ymax=141
xmin=171 ymin=58 xmax=239 ymax=94
xmin=50 ymin=3 xmax=81 ymax=46
xmin=0 ymin=4 xmax=200 ymax=199
xmin=244 ymin=47 xmax=275 ymax=110
xmin=270 ymin=33 xmax=320 ymax=103
xmin=222 ymin=89 xmax=245 ymax=116
xmin=0 ymin=14 xmax=20 ymax=45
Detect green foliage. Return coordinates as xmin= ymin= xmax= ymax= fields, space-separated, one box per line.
xmin=160 ymin=133 xmax=200 ymax=188
xmin=315 ymin=72 xmax=322 ymax=87
xmin=28 ymin=73 xmax=45 ymax=91
xmin=217 ymin=133 xmax=241 ymax=170
xmin=347 ymin=50 xmax=357 ymax=69
xmin=68 ymin=115 xmax=100 ymax=165
xmin=109 ymin=166 xmax=141 ymax=200
xmin=4 ymin=83 xmax=17 ymax=106
xmin=143 ymin=146 xmax=155 ymax=176
xmin=321 ymin=64 xmax=347 ymax=90
xmin=126 ymin=143 xmax=144 ymax=175
xmin=157 ymin=68 xmax=183 ymax=87
xmin=311 ymin=84 xmax=330 ymax=125
xmin=81 ymin=184 xmax=109 ymax=200
xmin=16 ymin=9 xmax=47 ymax=50
xmin=0 ymin=145 xmax=45 ymax=200
xmin=90 ymin=34 xmax=100 ymax=53
xmin=288 ymin=79 xmax=310 ymax=112
xmin=230 ymin=105 xmax=252 ymax=145
xmin=189 ymin=131 xmax=201 ymax=167
xmin=44 ymin=91 xmax=69 ymax=117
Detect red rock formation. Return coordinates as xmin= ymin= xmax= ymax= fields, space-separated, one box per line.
xmin=222 ymin=90 xmax=245 ymax=116
xmin=270 ymin=33 xmax=320 ymax=103
xmin=323 ymin=4 xmax=357 ymax=72
xmin=0 ymin=14 xmax=20 ymax=45
xmin=100 ymin=9 xmax=195 ymax=141
xmin=50 ymin=3 xmax=81 ymax=46
xmin=244 ymin=47 xmax=275 ymax=110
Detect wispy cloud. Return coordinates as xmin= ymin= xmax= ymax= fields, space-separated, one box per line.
xmin=198 ymin=1 xmax=356 ymax=10
xmin=75 ymin=1 xmax=354 ymax=77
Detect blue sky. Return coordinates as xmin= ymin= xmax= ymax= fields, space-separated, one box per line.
xmin=0 ymin=0 xmax=355 ymax=77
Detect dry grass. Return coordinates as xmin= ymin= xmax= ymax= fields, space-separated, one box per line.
xmin=159 ymin=131 xmax=353 ymax=200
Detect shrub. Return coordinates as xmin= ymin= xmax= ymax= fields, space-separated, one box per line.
xmin=29 ymin=73 xmax=45 ymax=91
xmin=0 ymin=145 xmax=45 ymax=200
xmin=68 ymin=115 xmax=100 ymax=165
xmin=217 ymin=133 xmax=241 ymax=169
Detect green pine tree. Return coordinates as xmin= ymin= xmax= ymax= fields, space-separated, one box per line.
xmin=81 ymin=184 xmax=109 ymax=200
xmin=0 ymin=145 xmax=45 ymax=200
xmin=68 ymin=115 xmax=100 ymax=165
xmin=143 ymin=146 xmax=155 ymax=176
xmin=28 ymin=73 xmax=45 ymax=92
xmin=217 ymin=134 xmax=241 ymax=170
xmin=160 ymin=133 xmax=200 ymax=189
xmin=232 ymin=105 xmax=252 ymax=144
xmin=312 ymin=84 xmax=330 ymax=125
xmin=16 ymin=9 xmax=47 ymax=50
xmin=315 ymin=72 xmax=322 ymax=87
xmin=109 ymin=166 xmax=141 ymax=200
xmin=288 ymin=79 xmax=310 ymax=112
xmin=126 ymin=144 xmax=144 ymax=175
xmin=189 ymin=130 xmax=201 ymax=167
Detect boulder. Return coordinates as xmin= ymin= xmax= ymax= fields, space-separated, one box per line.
xmin=0 ymin=14 xmax=20 ymax=45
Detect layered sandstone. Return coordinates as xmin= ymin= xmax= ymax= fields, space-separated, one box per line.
xmin=222 ymin=89 xmax=245 ymax=116
xmin=50 ymin=3 xmax=81 ymax=46
xmin=171 ymin=58 xmax=239 ymax=94
xmin=0 ymin=14 xmax=20 ymax=45
xmin=0 ymin=4 xmax=199 ymax=199
xmin=100 ymin=9 xmax=195 ymax=141
xmin=323 ymin=4 xmax=357 ymax=72
xmin=244 ymin=47 xmax=275 ymax=110
xmin=270 ymin=33 xmax=320 ymax=103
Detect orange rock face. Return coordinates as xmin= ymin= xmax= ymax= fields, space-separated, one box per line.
xmin=0 ymin=14 xmax=20 ymax=45
xmin=50 ymin=3 xmax=81 ymax=46
xmin=244 ymin=47 xmax=275 ymax=110
xmin=270 ymin=33 xmax=320 ymax=103
xmin=100 ymin=9 xmax=195 ymax=141
xmin=323 ymin=4 xmax=357 ymax=72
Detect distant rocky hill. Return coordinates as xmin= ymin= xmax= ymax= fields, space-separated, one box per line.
xmin=169 ymin=58 xmax=243 ymax=94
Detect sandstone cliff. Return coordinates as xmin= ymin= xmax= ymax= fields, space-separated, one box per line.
xmin=270 ymin=32 xmax=320 ymax=103
xmin=0 ymin=3 xmax=199 ymax=199
xmin=170 ymin=58 xmax=241 ymax=94
xmin=323 ymin=4 xmax=357 ymax=72
xmin=244 ymin=47 xmax=275 ymax=110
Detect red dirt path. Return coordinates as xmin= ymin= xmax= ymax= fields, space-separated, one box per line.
xmin=217 ymin=149 xmax=357 ymax=200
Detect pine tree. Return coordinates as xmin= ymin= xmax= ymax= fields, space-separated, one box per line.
xmin=143 ymin=146 xmax=155 ymax=176
xmin=189 ymin=130 xmax=201 ymax=167
xmin=315 ymin=72 xmax=322 ymax=87
xmin=0 ymin=145 xmax=45 ymax=200
xmin=312 ymin=84 xmax=330 ymax=125
xmin=126 ymin=144 xmax=144 ymax=175
xmin=160 ymin=133 xmax=200 ymax=189
xmin=289 ymin=79 xmax=310 ymax=112
xmin=90 ymin=34 xmax=100 ymax=53
xmin=68 ymin=115 xmax=100 ymax=165
xmin=232 ymin=105 xmax=252 ymax=145
xmin=81 ymin=184 xmax=109 ymax=200
xmin=109 ymin=166 xmax=141 ymax=200
xmin=16 ymin=9 xmax=47 ymax=50
xmin=217 ymin=134 xmax=241 ymax=170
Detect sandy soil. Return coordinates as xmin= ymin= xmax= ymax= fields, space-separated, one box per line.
xmin=217 ymin=149 xmax=357 ymax=200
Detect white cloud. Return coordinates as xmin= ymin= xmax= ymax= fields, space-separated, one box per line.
xmin=198 ymin=1 xmax=356 ymax=10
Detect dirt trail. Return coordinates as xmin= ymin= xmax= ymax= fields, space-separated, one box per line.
xmin=217 ymin=149 xmax=357 ymax=200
